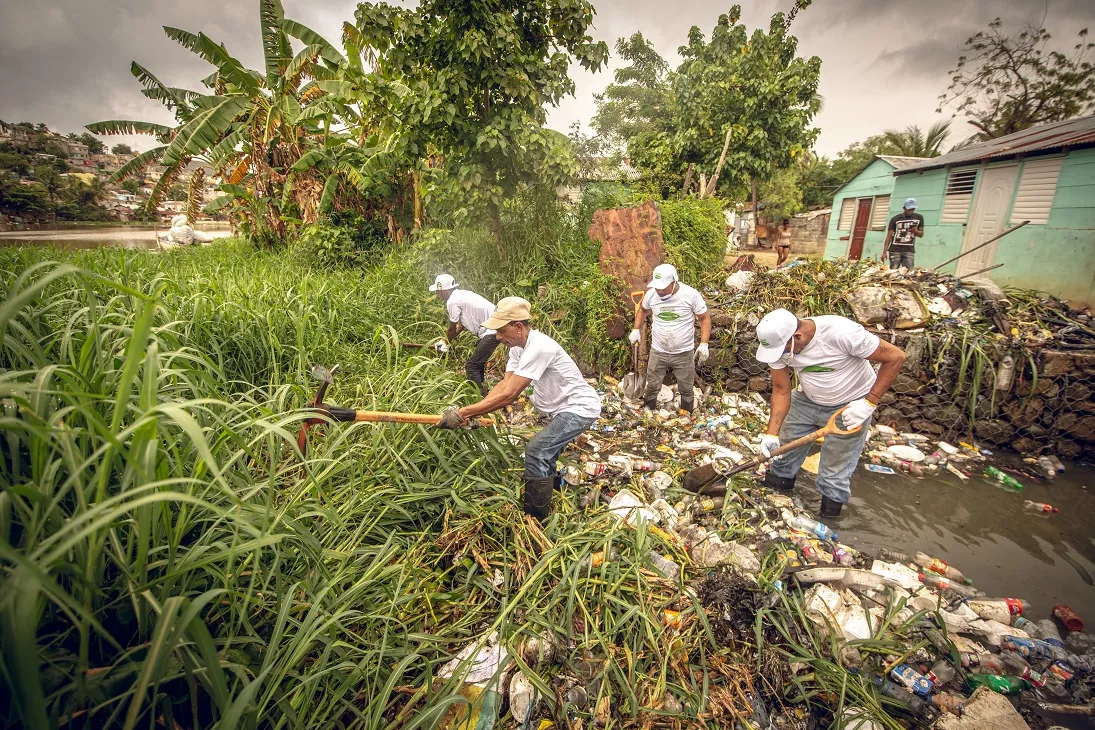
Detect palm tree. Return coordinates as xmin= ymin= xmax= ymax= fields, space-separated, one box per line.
xmin=880 ymin=120 xmax=951 ymax=158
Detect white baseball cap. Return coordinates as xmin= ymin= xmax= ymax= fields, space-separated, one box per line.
xmin=755 ymin=308 xmax=798 ymax=364
xmin=648 ymin=263 xmax=678 ymax=289
xmin=429 ymin=273 xmax=457 ymax=292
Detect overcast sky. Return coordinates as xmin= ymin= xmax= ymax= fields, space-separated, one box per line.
xmin=2 ymin=0 xmax=1093 ymax=157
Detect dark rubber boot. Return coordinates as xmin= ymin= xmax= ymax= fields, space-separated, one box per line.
xmin=764 ymin=471 xmax=797 ymax=493
xmin=552 ymin=472 xmax=563 ymax=491
xmin=680 ymin=397 xmax=694 ymax=413
xmin=523 ymin=476 xmax=555 ymax=521
xmin=820 ymin=496 xmax=844 ymax=518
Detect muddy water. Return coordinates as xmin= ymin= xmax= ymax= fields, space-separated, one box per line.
xmin=0 ymin=224 xmax=232 ymax=250
xmin=792 ymin=452 xmax=1095 ymax=618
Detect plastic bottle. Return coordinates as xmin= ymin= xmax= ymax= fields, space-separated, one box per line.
xmin=830 ymin=543 xmax=855 ymax=567
xmin=1049 ymin=455 xmax=1065 ymax=474
xmin=914 ymin=552 xmax=970 ymax=583
xmin=996 ymin=354 xmax=1016 ymax=391
xmin=584 ymin=461 xmax=611 ymax=477
xmin=918 ymin=572 xmax=979 ymax=598
xmin=785 ymin=515 xmax=838 ymax=541
xmin=984 ymin=465 xmax=1024 ymax=490
xmin=648 ymin=551 xmax=680 ymax=581
xmin=1002 ymin=635 xmax=1059 ymax=661
xmin=631 ymin=459 xmax=659 ymax=472
xmin=927 ymin=659 xmax=957 ymax=687
xmin=875 ymin=678 xmax=933 ymax=718
xmin=1037 ymin=456 xmax=1057 ymax=479
xmin=1035 ymin=619 xmax=1065 ymax=647
xmin=999 ymin=652 xmax=1047 ymax=687
xmin=967 ymin=597 xmax=1030 ymax=624
xmin=959 ymin=652 xmax=1005 ymax=673
xmin=890 ymin=664 xmax=933 ymax=697
xmin=965 ymin=674 xmax=1027 ymax=695
xmin=1052 ymin=604 xmax=1084 ymax=632
xmin=1013 ymin=617 xmax=1038 ymax=634
xmin=794 ymin=537 xmax=819 ymax=562
xmin=1023 ymin=500 xmax=1059 ymax=513
xmin=691 ymin=496 xmax=724 ymax=515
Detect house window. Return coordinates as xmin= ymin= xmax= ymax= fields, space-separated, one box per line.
xmin=870 ymin=195 xmax=890 ymax=230
xmin=1010 ymin=156 xmax=1064 ymax=225
xmin=837 ymin=198 xmax=856 ymax=230
xmin=941 ymin=167 xmax=978 ymax=223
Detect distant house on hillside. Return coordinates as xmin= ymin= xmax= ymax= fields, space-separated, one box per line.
xmin=61 ymin=139 xmax=90 ymax=163
xmin=825 ymin=114 xmax=1095 ymax=306
xmin=0 ymin=122 xmax=31 ymax=145
xmin=825 ymin=155 xmax=927 ymax=261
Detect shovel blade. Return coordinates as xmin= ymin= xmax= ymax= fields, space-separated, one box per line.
xmin=621 ymin=371 xmax=645 ymax=401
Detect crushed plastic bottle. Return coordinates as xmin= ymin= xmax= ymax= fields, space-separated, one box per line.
xmin=1052 ymin=604 xmax=1084 ymax=632
xmin=1049 ymin=455 xmax=1066 ymax=473
xmin=648 ymin=551 xmax=680 ymax=581
xmin=1023 ymin=500 xmax=1059 ymax=513
xmin=967 ymin=597 xmax=1030 ymax=624
xmin=1002 ymin=635 xmax=1062 ymax=662
xmin=1037 ymin=456 xmax=1057 ymax=479
xmin=918 ymin=572 xmax=979 ymax=598
xmin=960 ymin=652 xmax=1006 ymax=673
xmin=927 ymin=659 xmax=957 ymax=687
xmin=984 ymin=465 xmax=1024 ymax=490
xmin=785 ymin=514 xmax=838 ymax=541
xmin=965 ymin=674 xmax=1027 ymax=695
xmin=1034 ymin=619 xmax=1065 ymax=647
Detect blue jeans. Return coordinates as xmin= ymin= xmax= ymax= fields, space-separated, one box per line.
xmin=524 ymin=411 xmax=598 ymax=478
xmin=889 ymin=251 xmax=915 ymax=269
xmin=769 ymin=390 xmax=873 ymax=503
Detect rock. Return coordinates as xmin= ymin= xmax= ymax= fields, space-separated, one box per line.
xmin=1011 ymin=437 xmax=1038 ymax=454
xmin=1017 ymin=377 xmax=1062 ymax=399
xmin=892 ymin=373 xmax=923 ymax=396
xmin=926 ymin=406 xmax=965 ymax=429
xmin=1004 ymin=397 xmax=1045 ymax=429
xmin=935 ymin=687 xmax=1031 ymax=730
xmin=590 ymin=201 xmax=666 ymax=339
xmin=974 ymin=419 xmax=1016 ymax=444
xmin=894 ymin=399 xmax=921 ymax=418
xmin=737 ymin=349 xmax=768 ymax=376
xmin=1055 ymin=413 xmax=1095 ymax=441
xmin=1063 ymin=381 xmax=1092 ymax=403
xmin=879 ymin=391 xmax=897 ymax=405
xmin=1043 ymin=350 xmax=1095 ymax=378
xmin=723 ymin=377 xmax=748 ymax=392
xmin=1075 ymin=400 xmax=1095 ymax=414
xmin=1024 ymin=424 xmax=1048 ymax=439
xmin=709 ymin=309 xmax=734 ymax=327
xmin=747 ymin=376 xmax=769 ymax=393
xmin=911 ymin=419 xmax=945 ymax=437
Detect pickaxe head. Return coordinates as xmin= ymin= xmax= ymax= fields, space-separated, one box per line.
xmin=299 ymin=364 xmax=340 ymax=455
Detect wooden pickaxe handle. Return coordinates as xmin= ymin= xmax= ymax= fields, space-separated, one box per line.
xmin=684 ymin=407 xmax=860 ymax=493
xmin=349 ymin=409 xmax=495 ymax=426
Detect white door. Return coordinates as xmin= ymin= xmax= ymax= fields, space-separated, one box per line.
xmin=956 ymin=164 xmax=1019 ymax=276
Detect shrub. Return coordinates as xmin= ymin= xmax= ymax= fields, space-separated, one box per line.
xmin=658 ymin=197 xmax=727 ymax=286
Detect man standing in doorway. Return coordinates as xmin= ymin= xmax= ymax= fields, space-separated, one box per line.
xmin=882 ymin=198 xmax=924 ymax=269
xmin=437 ymin=297 xmax=602 ymax=521
xmin=754 ymin=308 xmax=906 ymax=517
xmin=630 ymin=263 xmax=712 ymax=413
xmin=430 ymin=274 xmax=500 ymax=396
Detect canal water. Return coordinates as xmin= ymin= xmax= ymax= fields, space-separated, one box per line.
xmin=0 ymin=224 xmax=232 ymax=250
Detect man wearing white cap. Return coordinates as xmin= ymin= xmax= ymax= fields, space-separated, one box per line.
xmin=430 ymin=274 xmax=500 ymax=396
xmin=754 ymin=308 xmax=906 ymax=516
xmin=437 ymin=297 xmax=602 ymax=521
xmin=882 ymin=198 xmax=924 ymax=270
xmin=630 ymin=263 xmax=711 ymax=413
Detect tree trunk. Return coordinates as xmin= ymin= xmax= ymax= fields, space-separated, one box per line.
xmin=488 ymin=201 xmax=504 ymax=259
xmin=751 ymin=177 xmax=759 ymax=248
xmin=706 ymin=127 xmax=733 ymax=196
xmin=412 ymin=170 xmax=422 ymax=232
xmin=681 ymin=164 xmax=695 ymax=197
xmin=698 ymin=172 xmax=707 ymax=199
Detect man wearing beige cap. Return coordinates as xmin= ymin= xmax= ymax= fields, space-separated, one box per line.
xmin=437 ymin=297 xmax=602 ymax=520
xmin=631 ymin=263 xmax=711 ymax=413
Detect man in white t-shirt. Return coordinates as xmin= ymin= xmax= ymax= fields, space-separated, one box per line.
xmin=630 ymin=263 xmax=712 ymax=413
xmin=430 ymin=274 xmax=501 ymax=396
xmin=437 ymin=297 xmax=602 ymax=521
xmin=754 ymin=308 xmax=906 ymax=517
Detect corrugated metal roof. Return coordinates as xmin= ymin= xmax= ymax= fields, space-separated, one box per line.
xmin=877 ymin=155 xmax=929 ymax=169
xmin=895 ymin=114 xmax=1095 ymax=173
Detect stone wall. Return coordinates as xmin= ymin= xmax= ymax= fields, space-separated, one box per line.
xmin=788 ymin=211 xmax=830 ymax=256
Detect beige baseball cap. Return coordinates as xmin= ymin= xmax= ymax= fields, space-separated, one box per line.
xmin=482 ymin=296 xmax=532 ymax=330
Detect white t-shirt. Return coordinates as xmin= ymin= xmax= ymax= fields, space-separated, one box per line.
xmin=768 ymin=315 xmax=881 ymax=406
xmin=642 ymin=283 xmax=708 ymax=355
xmin=446 ymin=289 xmax=496 ymax=338
xmin=507 ymin=330 xmax=602 ymax=418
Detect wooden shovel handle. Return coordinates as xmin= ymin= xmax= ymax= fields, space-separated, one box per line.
xmin=352 ymin=410 xmax=495 ymax=427
xmin=766 ymin=406 xmax=859 ymax=460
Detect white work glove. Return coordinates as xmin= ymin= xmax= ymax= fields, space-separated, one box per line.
xmin=628 ymin=329 xmax=641 ymax=345
xmin=433 ymin=341 xmax=450 ymax=353
xmin=841 ymin=398 xmax=876 ymax=430
xmin=695 ymin=342 xmax=710 ymax=364
xmin=759 ymin=434 xmax=782 ymax=460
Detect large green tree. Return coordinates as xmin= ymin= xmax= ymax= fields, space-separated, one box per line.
xmin=939 ymin=18 xmax=1095 ymax=140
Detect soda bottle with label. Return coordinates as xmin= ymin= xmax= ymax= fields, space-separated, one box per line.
xmin=1023 ymin=500 xmax=1059 ymax=513
xmin=914 ymin=552 xmax=970 ymax=583
xmin=785 ymin=515 xmax=838 ymax=541
xmin=984 ymin=466 xmax=1024 ymax=490
xmin=965 ymin=674 xmax=1026 ymax=695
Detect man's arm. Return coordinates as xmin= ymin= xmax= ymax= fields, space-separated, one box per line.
xmin=457 ymin=372 xmax=531 ymax=419
xmin=881 ymin=226 xmax=895 ymax=258
xmin=633 ymin=305 xmax=649 ymax=331
xmin=445 ymin=321 xmax=463 ymax=342
xmin=766 ymin=366 xmax=792 ymax=435
xmin=863 ymin=340 xmax=907 ymax=405
xmin=697 ymin=310 xmax=711 ymax=344
xmin=912 ymin=217 xmax=925 ymax=238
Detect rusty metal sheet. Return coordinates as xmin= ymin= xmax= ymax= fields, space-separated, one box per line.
xmin=589 ymin=201 xmax=666 ymax=340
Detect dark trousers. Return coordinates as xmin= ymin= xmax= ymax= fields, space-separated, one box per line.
xmin=465 ymin=334 xmax=500 ymax=395
xmin=642 ymin=349 xmax=696 ymax=411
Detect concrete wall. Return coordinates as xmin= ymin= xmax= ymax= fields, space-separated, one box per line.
xmin=891 ymin=148 xmax=1095 ymax=306
xmin=824 ymin=159 xmax=897 ymax=259
xmin=789 ymin=212 xmax=830 ymax=255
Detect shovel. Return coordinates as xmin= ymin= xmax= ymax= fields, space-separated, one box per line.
xmin=296 ymin=365 xmax=494 ymax=455
xmin=620 ymin=290 xmax=647 ymax=401
xmin=682 ymin=407 xmax=860 ymax=494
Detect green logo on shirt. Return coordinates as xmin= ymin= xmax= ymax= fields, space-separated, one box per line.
xmin=801 ymin=364 xmax=835 ymax=373
xmin=656 ymin=312 xmax=680 ymax=321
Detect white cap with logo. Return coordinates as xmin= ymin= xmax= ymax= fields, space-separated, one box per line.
xmin=648 ymin=263 xmax=678 ymax=289
xmin=429 ymin=273 xmax=458 ymax=292
xmin=755 ymin=308 xmax=798 ymax=364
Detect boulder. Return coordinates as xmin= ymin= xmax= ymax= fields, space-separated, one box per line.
xmin=747 ymin=376 xmax=770 ymax=393
xmin=1054 ymin=412 xmax=1095 ymax=442
xmin=975 ymin=419 xmax=1016 ymax=444
xmin=591 ymin=201 xmax=666 ymax=339
xmin=911 ymin=419 xmax=945 ymax=437
xmin=892 ymin=373 xmax=923 ymax=396
xmin=1063 ymin=381 xmax=1092 ymax=403
xmin=1004 ymin=397 xmax=1044 ymax=429
xmin=1058 ymin=440 xmax=1083 ymax=458
xmin=1010 ymin=437 xmax=1038 ymax=454
xmin=935 ymin=687 xmax=1030 ymax=730
xmin=1042 ymin=350 xmax=1095 ymax=378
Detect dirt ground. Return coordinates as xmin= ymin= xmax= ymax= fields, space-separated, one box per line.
xmin=728 ymin=247 xmax=822 ymax=269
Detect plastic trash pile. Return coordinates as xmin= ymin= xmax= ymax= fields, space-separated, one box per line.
xmin=450 ymin=382 xmax=1094 ymax=730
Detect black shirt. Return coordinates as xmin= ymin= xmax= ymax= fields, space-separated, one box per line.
xmin=887 ymin=212 xmax=924 ymax=252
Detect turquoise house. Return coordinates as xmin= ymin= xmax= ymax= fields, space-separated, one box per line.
xmin=824 ymin=155 xmax=926 ymax=262
xmin=825 ymin=115 xmax=1095 ymax=306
